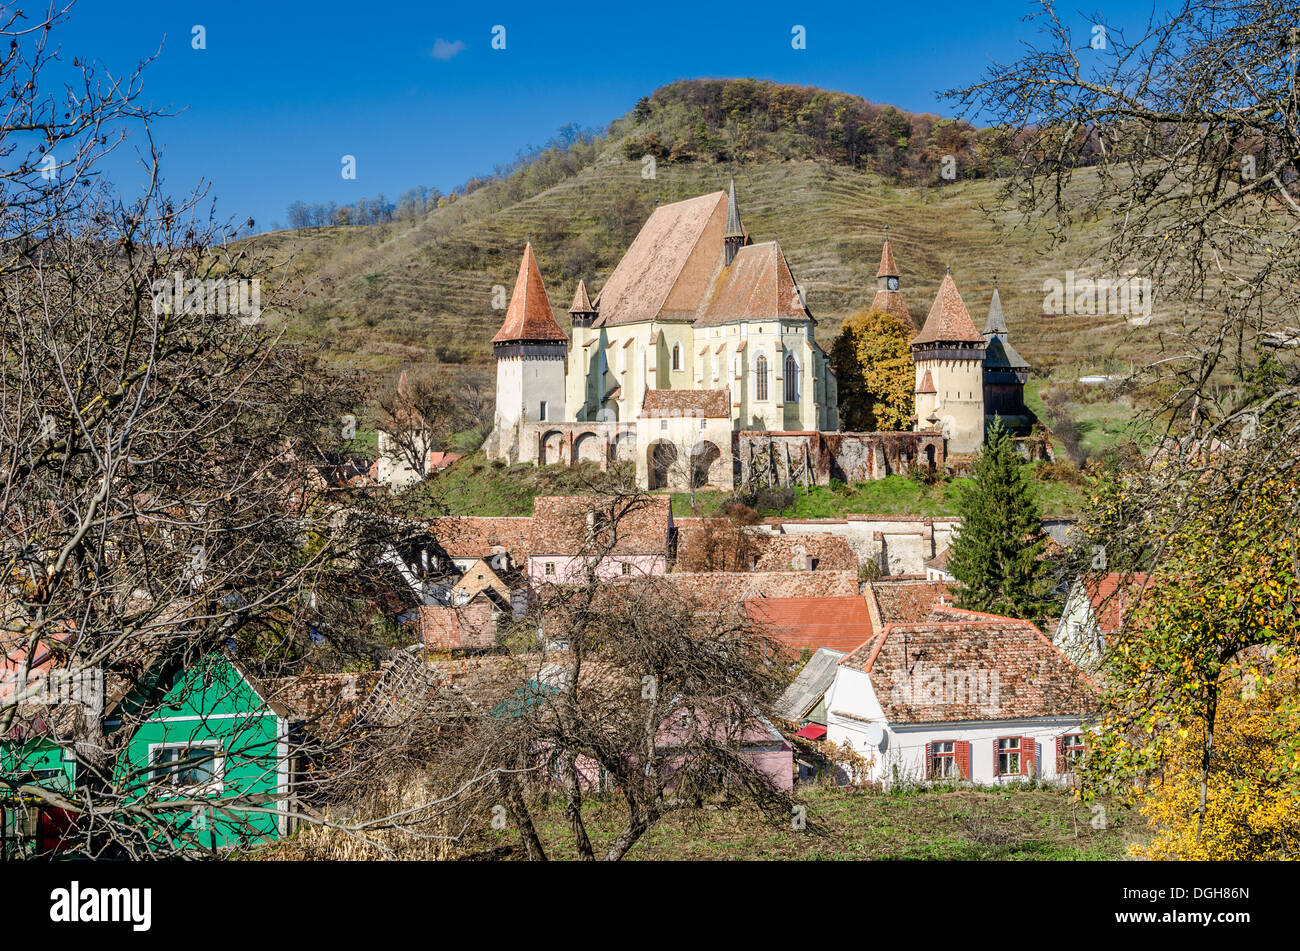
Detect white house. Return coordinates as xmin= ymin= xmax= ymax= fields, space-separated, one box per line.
xmin=1052 ymin=571 xmax=1148 ymax=670
xmin=825 ymin=611 xmax=1095 ymax=786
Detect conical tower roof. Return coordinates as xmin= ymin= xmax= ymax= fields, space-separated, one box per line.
xmin=876 ymin=231 xmax=899 ymax=278
xmin=984 ymin=282 xmax=1008 ymax=336
xmin=725 ymin=177 xmax=744 ymax=238
xmin=491 ymin=242 xmax=568 ymax=344
xmin=912 ymin=273 xmax=985 ymax=346
xmin=569 ymin=278 xmax=594 ymax=314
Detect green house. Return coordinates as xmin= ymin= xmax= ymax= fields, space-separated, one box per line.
xmin=2 ymin=652 xmax=294 ymax=854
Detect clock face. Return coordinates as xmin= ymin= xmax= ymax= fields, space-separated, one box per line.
xmin=887 ymin=277 xmax=899 ymax=291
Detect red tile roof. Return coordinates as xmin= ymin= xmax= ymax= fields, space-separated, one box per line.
xmin=915 ymin=369 xmax=937 ymax=395
xmin=640 ymin=388 xmax=730 ymax=418
xmin=870 ymin=288 xmax=915 ymax=329
xmin=667 ymin=570 xmax=860 ymax=604
xmin=491 ymin=242 xmax=568 ymax=344
xmin=876 ymin=238 xmax=898 ymax=278
xmin=420 ymin=602 xmax=497 ymax=651
xmin=748 ymin=596 xmax=878 ymax=652
xmin=1085 ymin=572 xmax=1150 ymax=635
xmin=839 ymin=619 xmax=1096 ymax=723
xmin=912 ymin=273 xmax=985 ymax=345
xmin=530 ymin=494 xmax=672 ymax=556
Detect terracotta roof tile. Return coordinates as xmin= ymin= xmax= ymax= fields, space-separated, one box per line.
xmin=491 ymin=243 xmax=568 ymax=344
xmin=420 ymin=602 xmax=497 ymax=651
xmin=569 ymin=278 xmax=594 ymax=314
xmin=748 ymin=596 xmax=877 ymax=653
xmin=870 ymin=288 xmax=915 ymax=328
xmin=912 ymin=273 xmax=985 ymax=346
xmin=876 ymin=237 xmax=899 ymax=278
xmin=640 ymin=388 xmax=730 ymax=418
xmin=696 ymin=241 xmax=809 ymax=326
xmin=594 ymin=192 xmax=729 ymax=326
xmin=530 ymin=495 xmax=672 ymax=556
xmin=916 ymin=369 xmax=937 ymax=394
xmin=667 ymin=570 xmax=860 ymax=603
xmin=868 ymin=579 xmax=952 ymax=623
xmin=839 ymin=619 xmax=1096 ymax=722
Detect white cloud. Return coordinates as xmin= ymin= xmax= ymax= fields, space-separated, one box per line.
xmin=431 ymin=38 xmax=466 ymax=61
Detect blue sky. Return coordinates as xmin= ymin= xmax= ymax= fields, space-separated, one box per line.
xmin=47 ymin=0 xmax=1168 ymax=232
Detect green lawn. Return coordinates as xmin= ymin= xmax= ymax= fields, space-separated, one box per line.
xmin=466 ymin=785 xmax=1141 ymax=860
xmin=674 ymin=471 xmax=1088 ymax=520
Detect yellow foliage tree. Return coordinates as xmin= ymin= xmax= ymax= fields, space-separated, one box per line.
xmin=1132 ymin=653 xmax=1300 ymax=860
xmin=829 ymin=309 xmax=914 ymax=431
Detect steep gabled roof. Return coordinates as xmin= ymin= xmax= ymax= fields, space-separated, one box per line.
xmin=912 ymin=273 xmax=985 ymax=345
xmin=776 ymin=647 xmax=847 ymax=720
xmin=593 ymin=191 xmax=729 ymax=326
xmin=915 ymin=369 xmax=937 ymax=394
xmin=491 ymin=242 xmax=568 ymax=344
xmin=696 ymin=241 xmax=810 ymax=326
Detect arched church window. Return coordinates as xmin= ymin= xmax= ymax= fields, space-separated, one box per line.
xmin=672 ymin=343 xmax=681 ymax=371
xmin=755 ymin=354 xmax=769 ymax=401
xmin=784 ymin=354 xmax=798 ymax=402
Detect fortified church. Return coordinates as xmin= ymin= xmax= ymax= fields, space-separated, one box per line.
xmin=483 ymin=182 xmax=1033 ymax=491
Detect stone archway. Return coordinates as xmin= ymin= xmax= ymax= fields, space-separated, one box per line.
xmin=610 ymin=431 xmax=636 ymax=464
xmin=573 ymin=431 xmax=603 ymax=465
xmin=540 ymin=429 xmax=566 ymax=466
xmin=647 ymin=440 xmax=678 ymax=490
xmin=689 ymin=440 xmax=722 ymax=489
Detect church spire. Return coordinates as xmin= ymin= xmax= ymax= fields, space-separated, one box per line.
xmin=870 ymin=226 xmax=915 ymax=329
xmin=491 ymin=242 xmax=568 ymax=345
xmin=724 ymin=177 xmax=745 ymax=266
xmin=984 ymin=278 xmax=1008 ymax=338
xmin=568 ymin=278 xmax=596 ymax=328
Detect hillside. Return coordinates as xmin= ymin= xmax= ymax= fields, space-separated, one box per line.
xmin=252 ymin=79 xmax=1168 ymax=386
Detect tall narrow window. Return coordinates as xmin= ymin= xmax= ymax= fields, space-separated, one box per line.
xmin=755 ymin=355 xmax=769 ymax=401
xmin=785 ymin=354 xmax=798 ymax=402
xmin=538 ymin=400 xmax=548 ymax=421
xmin=671 ymin=344 xmax=681 ymax=371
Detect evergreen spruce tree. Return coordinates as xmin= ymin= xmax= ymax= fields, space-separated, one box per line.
xmin=948 ymin=417 xmax=1051 ymax=619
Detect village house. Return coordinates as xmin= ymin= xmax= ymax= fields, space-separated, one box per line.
xmin=824 ymin=611 xmax=1095 ymax=786
xmin=1052 ymin=571 xmax=1150 ymax=669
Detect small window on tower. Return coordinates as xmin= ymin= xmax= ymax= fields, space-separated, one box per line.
xmin=539 ymin=401 xmax=548 ymax=421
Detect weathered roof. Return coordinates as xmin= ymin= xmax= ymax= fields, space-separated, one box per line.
xmin=925 ymin=545 xmax=951 ymax=570
xmin=420 ymin=602 xmax=497 ymax=651
xmin=839 ymin=619 xmax=1096 ymax=723
xmin=696 ymin=241 xmax=809 ymax=326
xmin=776 ymin=647 xmax=847 ymax=720
xmin=868 ymin=579 xmax=952 ymax=623
xmin=667 ymin=570 xmax=860 ymax=604
xmin=569 ymin=278 xmax=594 ymax=314
xmin=915 ymin=369 xmax=937 ymax=394
xmin=530 ymin=495 xmax=672 ymax=557
xmin=751 ymin=534 xmax=857 ymax=572
xmin=749 ymin=596 xmax=877 ymax=653
xmin=428 ymin=516 xmax=534 ymax=562
xmin=912 ymin=274 xmax=985 ymax=346
xmin=594 ymin=191 xmax=729 ymax=326
xmin=870 ymin=288 xmax=914 ymax=329
xmin=640 ymin=388 xmax=730 ymax=418
xmin=983 ymin=334 xmax=1030 ymax=370
xmin=491 ymin=242 xmax=568 ymax=344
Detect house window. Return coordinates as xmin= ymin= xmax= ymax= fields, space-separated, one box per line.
xmin=672 ymin=344 xmax=681 ymax=371
xmin=621 ymin=562 xmax=631 ymax=576
xmin=539 ymin=400 xmax=548 ymax=421
xmin=785 ymin=354 xmax=798 ymax=402
xmin=699 ymin=418 xmax=707 ymax=430
xmin=545 ymin=562 xmax=555 ymax=576
xmin=755 ymin=354 xmax=769 ymax=401
xmin=1059 ymin=733 xmax=1085 ymax=770
xmin=151 ymin=743 xmax=223 ymax=794
xmin=679 ymin=712 xmax=691 ymax=729
xmin=996 ymin=736 xmax=1021 ymax=776
xmin=661 ymin=419 xmax=668 ymax=431
xmin=930 ymin=741 xmax=957 ymax=779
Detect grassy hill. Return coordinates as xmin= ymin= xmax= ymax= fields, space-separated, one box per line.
xmin=251 ymin=80 xmax=1170 ymax=390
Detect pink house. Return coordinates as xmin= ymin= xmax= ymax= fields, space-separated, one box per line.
xmin=528 ymin=495 xmax=673 ymax=584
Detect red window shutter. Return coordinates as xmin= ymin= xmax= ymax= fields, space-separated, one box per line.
xmin=1022 ymin=736 xmax=1035 ymax=776
xmin=1055 ymin=735 xmax=1065 ymax=773
xmin=924 ymin=742 xmax=933 ymax=780
xmin=994 ymin=737 xmax=1002 ymax=776
xmin=956 ymin=740 xmax=971 ymax=780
